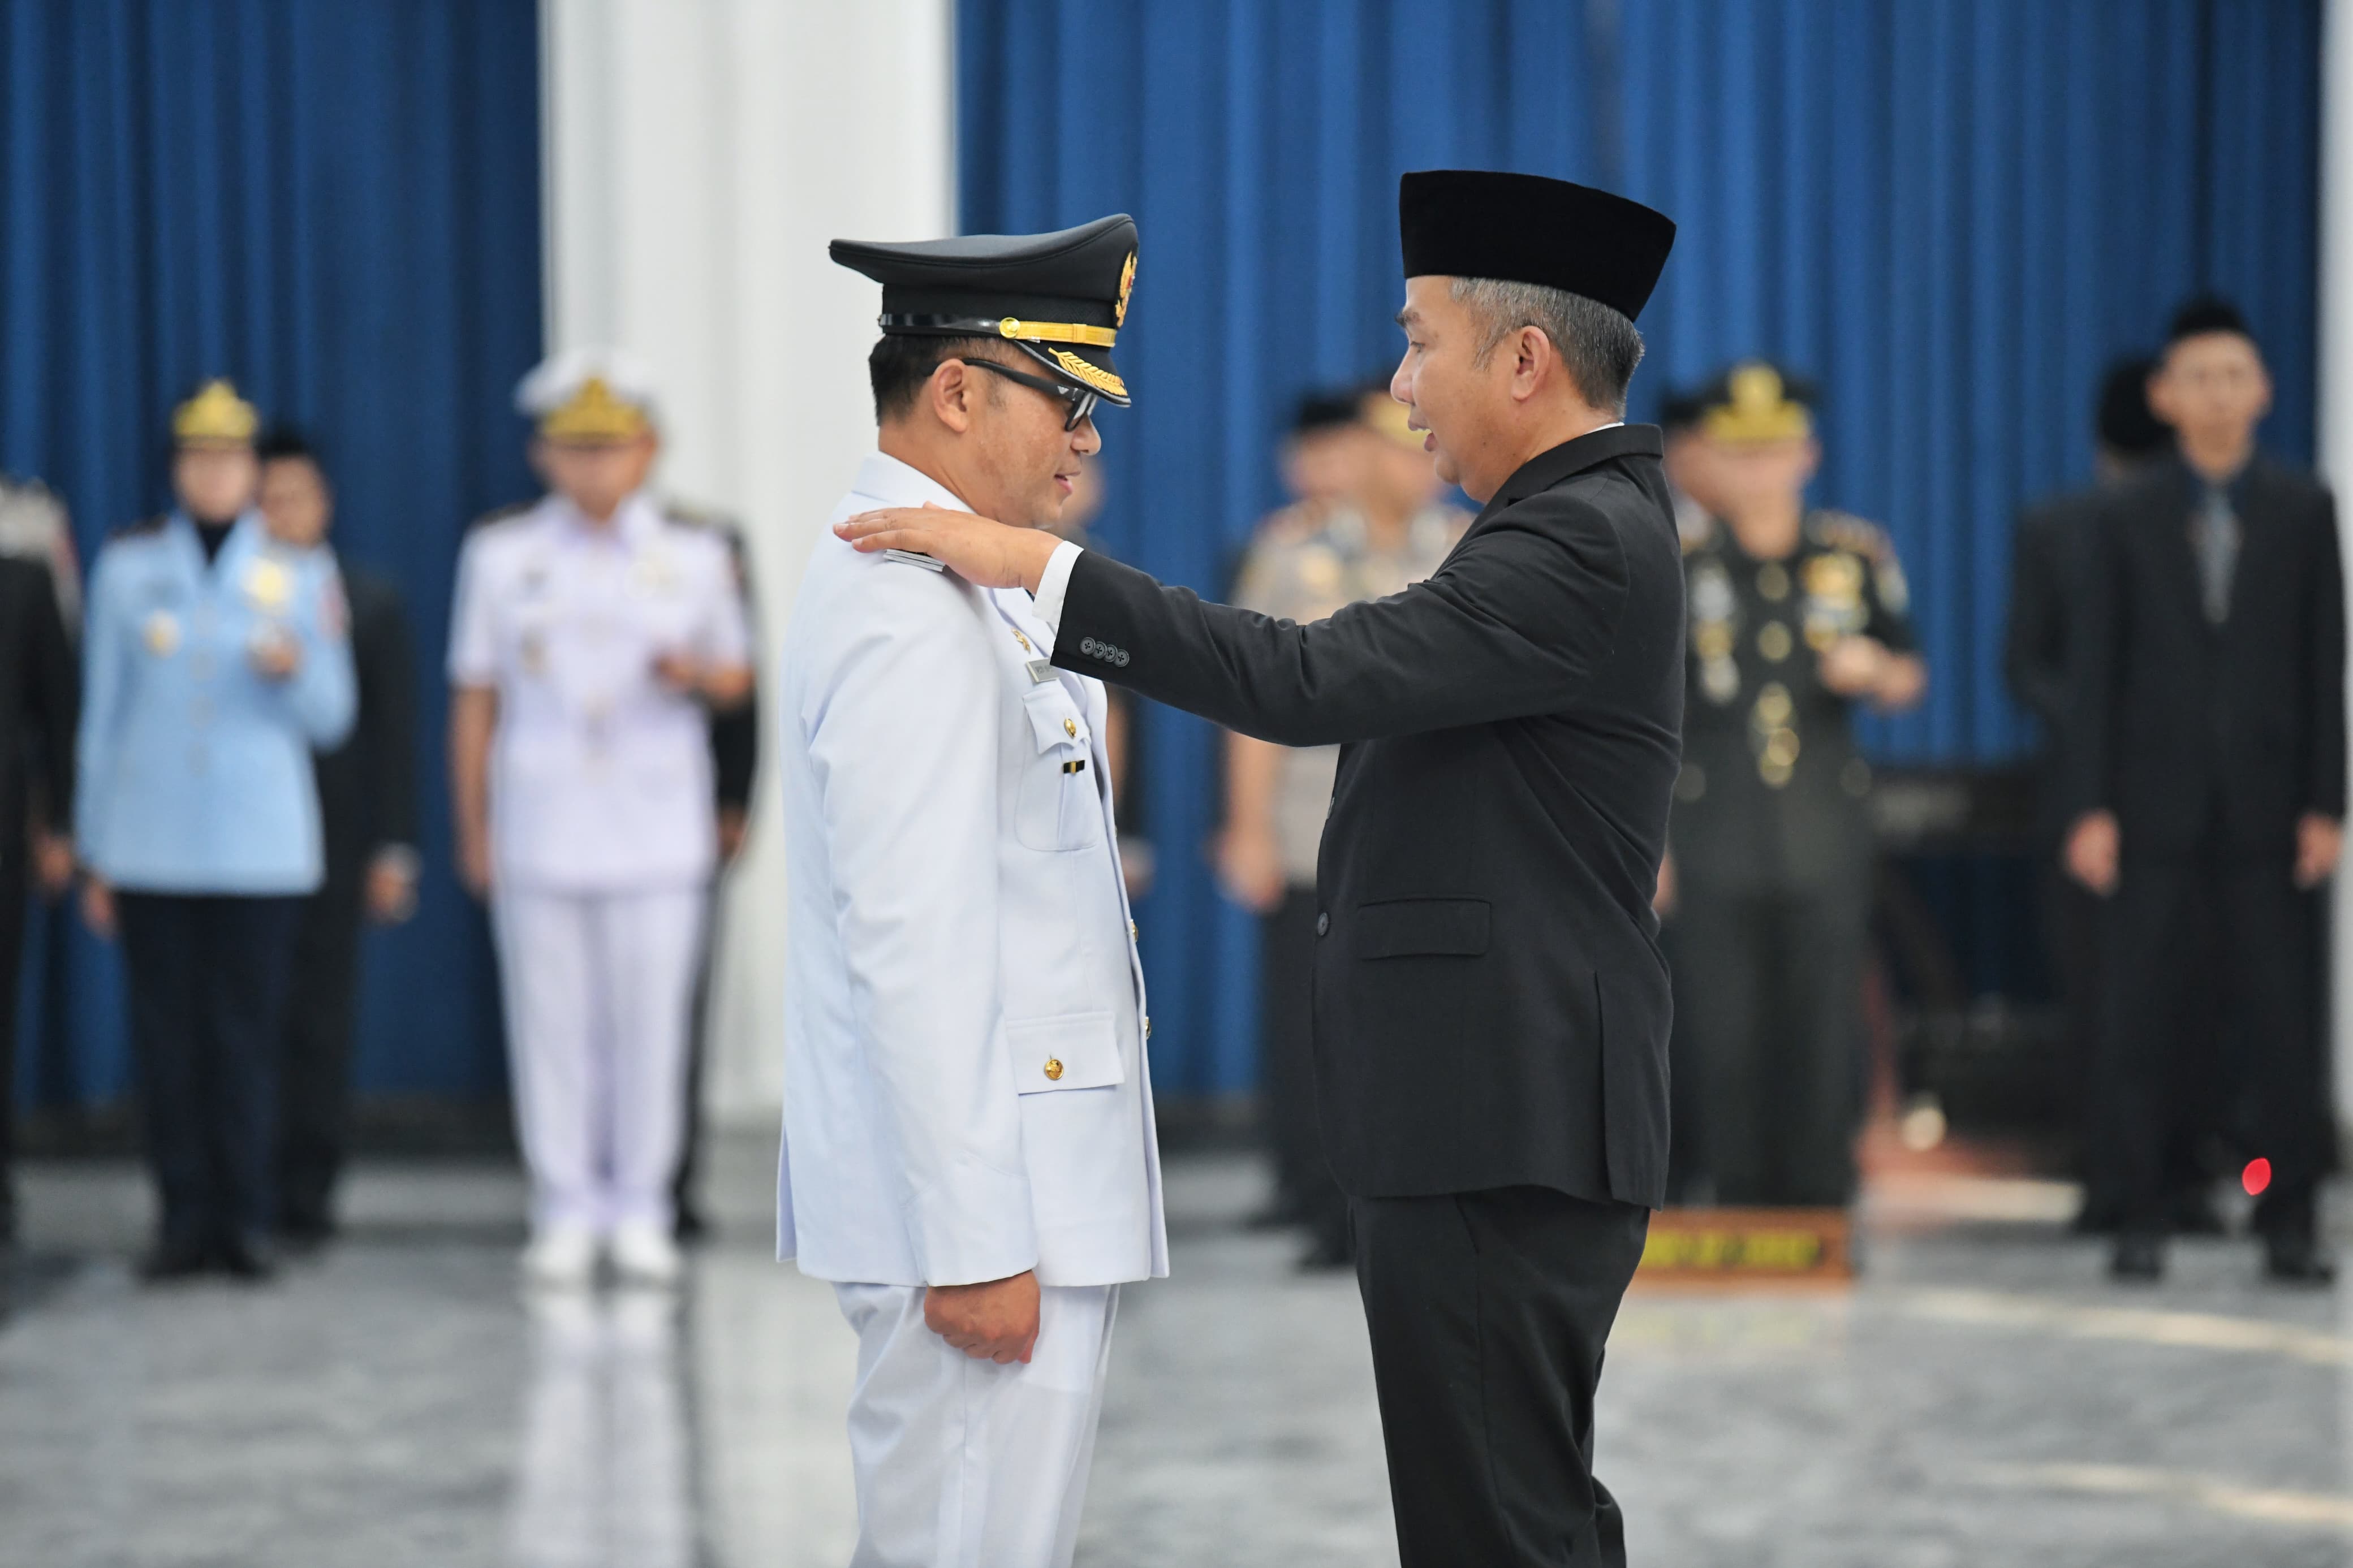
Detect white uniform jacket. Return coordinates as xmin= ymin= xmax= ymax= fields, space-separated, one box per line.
xmin=777 ymin=452 xmax=1167 ymax=1289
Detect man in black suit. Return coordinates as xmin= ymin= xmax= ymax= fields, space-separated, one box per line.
xmin=837 ymin=170 xmax=1681 ymax=1568
xmin=255 ymin=430 xmax=419 ymax=1247
xmin=2005 ymin=360 xmax=2179 ymax=1232
xmin=2063 ymin=298 xmax=2345 ymax=1284
xmin=0 ymin=512 xmax=75 ymax=1247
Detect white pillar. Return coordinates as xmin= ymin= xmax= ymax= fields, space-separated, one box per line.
xmin=540 ymin=0 xmax=956 ymax=1123
xmin=2322 ymin=0 xmax=2353 ymax=1133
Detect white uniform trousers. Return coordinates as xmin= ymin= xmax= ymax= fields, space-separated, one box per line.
xmin=493 ymin=885 xmax=705 ymax=1234
xmin=834 ymin=1281 xmax=1119 ymax=1568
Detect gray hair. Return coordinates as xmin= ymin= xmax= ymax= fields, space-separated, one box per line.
xmin=1450 ymin=278 xmax=1645 ymax=415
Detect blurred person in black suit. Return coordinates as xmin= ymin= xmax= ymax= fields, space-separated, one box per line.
xmin=669 ymin=504 xmax=758 ymax=1241
xmin=2063 ymin=298 xmax=2345 ymax=1284
xmin=0 ymin=478 xmax=76 ymax=1247
xmin=2005 ymin=360 xmax=2193 ymax=1232
xmin=255 ymin=429 xmax=419 ymax=1248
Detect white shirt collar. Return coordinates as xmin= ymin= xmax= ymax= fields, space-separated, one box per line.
xmin=853 ymin=451 xmax=975 ymax=514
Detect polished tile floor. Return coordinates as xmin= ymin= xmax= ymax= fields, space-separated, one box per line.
xmin=2 ymin=1137 xmax=2348 ymax=1566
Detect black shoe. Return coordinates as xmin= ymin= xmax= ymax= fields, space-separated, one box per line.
xmin=2264 ymin=1233 xmax=2337 ymax=1286
xmin=2110 ymin=1232 xmax=2166 ymax=1282
xmin=139 ymin=1237 xmax=214 ymax=1283
xmin=673 ymin=1204 xmax=710 ymax=1243
xmin=214 ymin=1234 xmax=277 ymax=1283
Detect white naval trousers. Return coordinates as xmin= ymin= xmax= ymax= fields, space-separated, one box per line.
xmin=834 ymin=1281 xmax=1119 ymax=1568
xmin=492 ymin=885 xmax=705 ymax=1234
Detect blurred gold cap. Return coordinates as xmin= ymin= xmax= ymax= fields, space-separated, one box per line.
xmin=538 ymin=377 xmax=650 ymax=444
xmin=1360 ymin=393 xmax=1423 ymax=450
xmin=173 ymin=380 xmax=259 ymax=446
xmin=1703 ymin=362 xmax=1813 ymax=445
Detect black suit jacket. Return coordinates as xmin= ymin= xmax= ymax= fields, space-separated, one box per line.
xmin=1055 ymin=425 xmax=1684 ymax=1207
xmin=2063 ymin=454 xmax=2346 ymax=858
xmin=2005 ymin=487 xmax=2100 ymax=841
xmin=313 ymin=565 xmax=417 ymax=879
xmin=0 ymin=557 xmax=75 ymax=852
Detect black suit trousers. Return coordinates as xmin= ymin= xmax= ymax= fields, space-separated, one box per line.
xmin=2098 ymin=842 xmax=2332 ymax=1236
xmin=1262 ymin=885 xmax=1346 ymax=1249
xmin=118 ymin=893 xmax=301 ymax=1246
xmin=278 ymin=849 xmax=368 ymax=1231
xmin=1352 ymin=1186 xmax=1649 ymax=1567
xmin=1670 ymin=881 xmax=1869 ymax=1206
xmin=0 ymin=846 xmax=27 ymax=1225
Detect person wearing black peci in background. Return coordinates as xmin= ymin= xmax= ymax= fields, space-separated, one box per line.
xmin=2063 ymin=297 xmax=2346 ymax=1285
xmin=254 ymin=428 xmax=419 ymax=1250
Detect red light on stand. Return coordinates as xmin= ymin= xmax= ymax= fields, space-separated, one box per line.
xmin=2243 ymin=1158 xmax=2273 ymax=1197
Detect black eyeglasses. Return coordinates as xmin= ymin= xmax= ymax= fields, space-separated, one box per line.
xmin=966 ymin=357 xmax=1101 ymax=431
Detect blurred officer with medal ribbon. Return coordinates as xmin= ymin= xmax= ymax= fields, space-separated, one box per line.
xmin=781 ymin=215 xmax=1163 ymax=1567
xmin=837 ymin=171 xmax=1678 ymax=1568
xmin=2063 ymin=298 xmax=2346 ymax=1285
xmin=76 ymin=381 xmax=356 ymax=1281
xmin=447 ymin=351 xmax=753 ymax=1291
xmin=1658 ymin=364 xmax=1925 ymax=1210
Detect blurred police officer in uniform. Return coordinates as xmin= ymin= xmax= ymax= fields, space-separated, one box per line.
xmin=253 ymin=429 xmax=419 ymax=1248
xmin=2004 ymin=361 xmax=2181 ymax=1232
xmin=447 ymin=351 xmax=752 ymax=1290
xmin=783 ymin=215 xmax=1164 ymax=1568
xmin=0 ymin=470 xmax=76 ymax=1247
xmin=1221 ymin=382 xmax=1468 ymax=1267
xmin=1660 ymin=363 xmax=1926 ymax=1208
xmin=2064 ymin=299 xmax=2345 ymax=1284
xmin=77 ymin=381 xmax=356 ymax=1280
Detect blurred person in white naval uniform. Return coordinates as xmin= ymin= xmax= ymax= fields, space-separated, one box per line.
xmin=779 ymin=215 xmax=1163 ymax=1568
xmin=447 ymin=351 xmax=752 ymax=1290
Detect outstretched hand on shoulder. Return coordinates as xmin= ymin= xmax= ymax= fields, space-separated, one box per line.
xmin=835 ymin=502 xmax=1061 ymax=593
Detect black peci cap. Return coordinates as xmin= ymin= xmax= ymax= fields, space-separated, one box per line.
xmin=2165 ymin=293 xmax=2255 ymax=349
xmin=1398 ymin=170 xmax=1676 ymax=322
xmin=831 ymin=214 xmax=1139 ymax=406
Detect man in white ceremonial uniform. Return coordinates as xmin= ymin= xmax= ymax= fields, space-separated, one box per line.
xmin=778 ymin=215 xmax=1163 ymax=1567
xmin=448 ymin=351 xmax=753 ymax=1289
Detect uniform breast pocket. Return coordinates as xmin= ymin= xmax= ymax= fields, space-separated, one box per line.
xmin=1016 ymin=685 xmax=1104 ymax=853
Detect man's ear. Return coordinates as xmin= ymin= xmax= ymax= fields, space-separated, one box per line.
xmin=929 ymin=358 xmax=978 ymax=435
xmin=1510 ymin=326 xmax=1554 ymax=403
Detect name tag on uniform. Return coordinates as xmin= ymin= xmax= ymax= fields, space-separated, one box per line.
xmin=1025 ymin=658 xmax=1055 ymax=684
xmin=884 ymin=548 xmax=945 ymax=572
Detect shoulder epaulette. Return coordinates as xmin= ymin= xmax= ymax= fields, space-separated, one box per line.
xmin=660 ymin=499 xmax=743 ymax=539
xmin=1808 ymin=509 xmax=1894 ymax=559
xmin=467 ymin=500 xmax=535 ymax=534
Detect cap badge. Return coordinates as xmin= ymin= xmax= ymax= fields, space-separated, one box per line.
xmin=1116 ymin=250 xmax=1137 ymax=327
xmin=1704 ymin=362 xmax=1812 ymax=445
xmin=540 ymin=375 xmax=651 ymax=443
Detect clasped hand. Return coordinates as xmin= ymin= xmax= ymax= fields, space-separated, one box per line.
xmin=924 ymin=1269 xmax=1040 ymax=1364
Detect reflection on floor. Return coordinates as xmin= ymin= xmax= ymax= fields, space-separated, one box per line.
xmin=2 ymin=1134 xmax=2348 ymax=1567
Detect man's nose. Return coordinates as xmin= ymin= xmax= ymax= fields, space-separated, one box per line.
xmin=1071 ymin=418 xmax=1102 ymax=457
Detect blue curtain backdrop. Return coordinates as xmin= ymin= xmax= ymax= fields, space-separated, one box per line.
xmin=0 ymin=0 xmax=543 ymax=1107
xmin=959 ymin=0 xmax=2322 ymax=1097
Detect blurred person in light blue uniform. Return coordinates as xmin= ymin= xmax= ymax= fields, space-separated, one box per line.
xmin=76 ymin=380 xmax=356 ymax=1282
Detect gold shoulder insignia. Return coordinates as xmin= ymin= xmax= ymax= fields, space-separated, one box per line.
xmin=1810 ymin=510 xmax=1893 ymax=560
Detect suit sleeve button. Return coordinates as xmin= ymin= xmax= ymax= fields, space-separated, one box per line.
xmin=1316 ymin=912 xmax=1330 ymax=936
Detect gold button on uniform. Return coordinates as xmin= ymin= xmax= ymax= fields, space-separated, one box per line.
xmin=1128 ymin=919 xmax=1138 ymax=940
xmin=1063 ymin=717 xmax=1078 ymax=737
xmin=1757 ymin=621 xmax=1792 ymax=662
xmin=1143 ymin=1016 xmax=1152 ymax=1040
xmin=1044 ymin=1057 xmax=1065 ymax=1082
